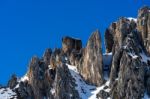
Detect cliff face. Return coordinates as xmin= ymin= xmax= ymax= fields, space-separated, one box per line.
xmin=79 ymin=30 xmax=104 ymax=86
xmin=1 ymin=6 xmax=150 ymax=99
xmin=137 ymin=6 xmax=150 ymax=54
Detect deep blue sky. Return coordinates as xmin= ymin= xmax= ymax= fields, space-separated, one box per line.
xmin=0 ymin=0 xmax=150 ymax=85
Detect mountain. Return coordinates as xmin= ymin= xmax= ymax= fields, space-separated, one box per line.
xmin=0 ymin=6 xmax=150 ymax=99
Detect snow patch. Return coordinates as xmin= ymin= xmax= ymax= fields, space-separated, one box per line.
xmin=140 ymin=52 xmax=150 ymax=63
xmin=89 ymin=80 xmax=110 ymax=99
xmin=50 ymin=88 xmax=55 ymax=95
xmin=127 ymin=17 xmax=137 ymax=22
xmin=128 ymin=53 xmax=139 ymax=59
xmin=14 ymin=74 xmax=29 ymax=89
xmin=48 ymin=65 xmax=53 ymax=69
xmin=143 ymin=92 xmax=150 ymax=99
xmin=20 ymin=74 xmax=29 ymax=82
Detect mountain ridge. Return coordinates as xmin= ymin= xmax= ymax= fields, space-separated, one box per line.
xmin=0 ymin=6 xmax=150 ymax=99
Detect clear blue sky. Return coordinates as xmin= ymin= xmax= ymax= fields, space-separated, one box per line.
xmin=0 ymin=0 xmax=149 ymax=85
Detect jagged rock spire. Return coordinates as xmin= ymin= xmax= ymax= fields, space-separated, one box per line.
xmin=79 ymin=29 xmax=104 ymax=86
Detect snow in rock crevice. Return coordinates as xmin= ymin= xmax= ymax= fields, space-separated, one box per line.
xmin=140 ymin=51 xmax=150 ymax=63
xmin=127 ymin=17 xmax=137 ymax=22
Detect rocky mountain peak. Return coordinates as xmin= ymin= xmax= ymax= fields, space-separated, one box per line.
xmin=1 ymin=6 xmax=150 ymax=99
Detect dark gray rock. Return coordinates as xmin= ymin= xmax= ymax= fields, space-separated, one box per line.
xmin=145 ymin=68 xmax=150 ymax=96
xmin=96 ymin=90 xmax=110 ymax=99
xmin=16 ymin=81 xmax=34 ymax=99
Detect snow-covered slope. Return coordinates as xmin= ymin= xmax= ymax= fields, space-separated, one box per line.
xmin=0 ymin=74 xmax=29 ymax=99
xmin=67 ymin=64 xmax=111 ymax=99
xmin=0 ymin=87 xmax=17 ymax=99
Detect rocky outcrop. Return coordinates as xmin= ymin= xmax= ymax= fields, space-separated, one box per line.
xmin=62 ymin=36 xmax=82 ymax=54
xmin=69 ymin=49 xmax=83 ymax=66
xmin=110 ymin=31 xmax=147 ymax=99
xmin=105 ymin=8 xmax=150 ymax=98
xmin=78 ymin=30 xmax=104 ymax=86
xmin=17 ymin=48 xmax=79 ymax=99
xmin=137 ymin=6 xmax=150 ymax=54
xmin=54 ymin=63 xmax=79 ymax=99
xmin=16 ymin=81 xmax=34 ymax=99
xmin=7 ymin=74 xmax=18 ymax=89
xmin=27 ymin=56 xmax=47 ymax=99
xmin=105 ymin=17 xmax=137 ymax=54
xmin=109 ymin=17 xmax=139 ymax=85
xmin=43 ymin=48 xmax=52 ymax=66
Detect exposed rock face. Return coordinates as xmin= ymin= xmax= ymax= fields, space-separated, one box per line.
xmin=105 ymin=17 xmax=137 ymax=54
xmin=137 ymin=6 xmax=150 ymax=54
xmin=110 ymin=32 xmax=147 ymax=99
xmin=28 ymin=56 xmax=47 ymax=99
xmin=54 ymin=63 xmax=79 ymax=99
xmin=79 ymin=30 xmax=104 ymax=86
xmin=109 ymin=48 xmax=123 ymax=85
xmin=50 ymin=48 xmax=62 ymax=69
xmin=69 ymin=49 xmax=83 ymax=66
xmin=62 ymin=36 xmax=82 ymax=54
xmin=106 ymin=7 xmax=150 ymax=98
xmin=7 ymin=74 xmax=18 ymax=89
xmin=43 ymin=48 xmax=52 ymax=66
xmin=109 ymin=17 xmax=139 ymax=85
xmin=105 ymin=23 xmax=115 ymax=53
xmin=16 ymin=81 xmax=34 ymax=99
